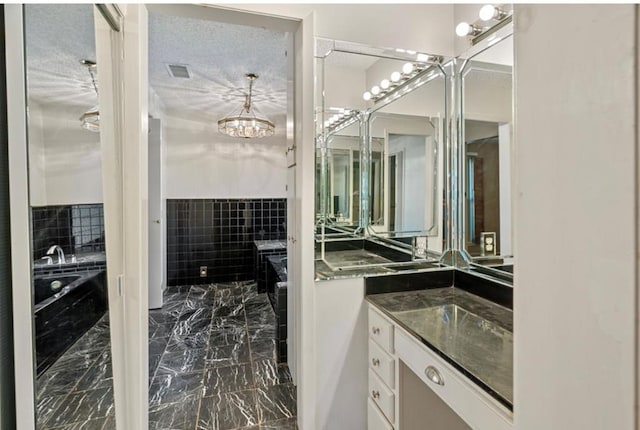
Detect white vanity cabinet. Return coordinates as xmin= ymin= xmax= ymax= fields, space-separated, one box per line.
xmin=367 ymin=303 xmax=514 ymax=430
xmin=368 ymin=307 xmax=398 ymax=429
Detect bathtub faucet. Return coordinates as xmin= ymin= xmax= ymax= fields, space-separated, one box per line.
xmin=46 ymin=245 xmax=66 ymax=264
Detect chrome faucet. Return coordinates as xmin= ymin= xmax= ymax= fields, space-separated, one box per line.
xmin=46 ymin=245 xmax=66 ymax=264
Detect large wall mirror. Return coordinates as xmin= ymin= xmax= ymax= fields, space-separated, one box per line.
xmin=315 ymin=38 xmax=447 ymax=258
xmin=459 ymin=28 xmax=514 ymax=276
xmin=25 ymin=4 xmax=116 ymax=428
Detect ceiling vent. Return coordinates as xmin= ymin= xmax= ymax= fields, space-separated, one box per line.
xmin=166 ymin=63 xmax=191 ymax=79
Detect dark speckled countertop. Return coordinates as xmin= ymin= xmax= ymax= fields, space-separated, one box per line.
xmin=367 ymin=287 xmax=513 ymax=409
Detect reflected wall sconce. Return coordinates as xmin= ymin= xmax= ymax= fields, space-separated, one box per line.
xmin=455 ymin=22 xmax=483 ymax=37
xmin=80 ymin=60 xmax=100 ymax=133
xmin=362 ymin=53 xmax=440 ymax=103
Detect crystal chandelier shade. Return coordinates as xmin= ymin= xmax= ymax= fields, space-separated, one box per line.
xmin=218 ymin=73 xmax=275 ymax=139
xmin=80 ymin=60 xmax=100 ymax=132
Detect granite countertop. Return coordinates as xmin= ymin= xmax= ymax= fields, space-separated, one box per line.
xmin=315 ymin=249 xmax=440 ymax=280
xmin=367 ymin=287 xmax=513 ymax=409
xmin=254 ymin=240 xmax=287 ymax=251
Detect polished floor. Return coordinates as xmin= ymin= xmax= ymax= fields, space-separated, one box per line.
xmin=36 ymin=281 xmax=297 ymax=430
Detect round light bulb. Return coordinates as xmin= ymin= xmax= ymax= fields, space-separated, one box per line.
xmin=390 ymin=71 xmax=402 ymax=82
xmin=456 ymin=22 xmax=471 ymax=37
xmin=371 ymin=85 xmax=381 ymax=95
xmin=324 ymin=120 xmax=329 ymax=127
xmin=416 ymin=53 xmax=430 ymax=62
xmin=380 ymin=79 xmax=390 ymax=89
xmin=363 ymin=91 xmax=372 ymax=101
xmin=479 ymin=5 xmax=496 ymax=21
xmin=402 ymin=62 xmax=415 ymax=75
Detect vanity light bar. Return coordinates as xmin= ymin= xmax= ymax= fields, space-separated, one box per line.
xmin=456 ymin=4 xmax=511 ymax=44
xmin=362 ymin=54 xmax=442 ymax=104
xmin=324 ymin=109 xmax=358 ymax=135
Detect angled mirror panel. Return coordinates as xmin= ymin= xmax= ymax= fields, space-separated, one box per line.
xmin=24 ymin=4 xmax=116 ymax=428
xmin=459 ymin=27 xmax=514 ymax=280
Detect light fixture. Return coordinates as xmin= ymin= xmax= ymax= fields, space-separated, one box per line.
xmin=456 ymin=22 xmax=483 ymax=37
xmin=380 ymin=79 xmax=390 ymax=90
xmin=371 ymin=85 xmax=381 ymax=96
xmin=363 ymin=91 xmax=372 ymax=101
xmin=479 ymin=4 xmax=507 ymax=21
xmin=390 ymin=71 xmax=402 ymax=82
xmin=402 ymin=62 xmax=415 ymax=75
xmin=79 ymin=60 xmax=100 ymax=132
xmin=218 ymin=73 xmax=275 ymax=139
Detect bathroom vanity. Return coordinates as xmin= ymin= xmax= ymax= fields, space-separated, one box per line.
xmin=365 ymin=270 xmax=513 ymax=430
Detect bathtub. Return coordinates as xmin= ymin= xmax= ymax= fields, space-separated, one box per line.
xmin=34 ymin=270 xmax=107 ymax=375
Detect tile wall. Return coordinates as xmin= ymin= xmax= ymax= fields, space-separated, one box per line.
xmin=31 ymin=204 xmax=105 ymax=261
xmin=166 ymin=198 xmax=287 ymax=285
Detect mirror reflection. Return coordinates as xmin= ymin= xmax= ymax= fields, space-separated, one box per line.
xmin=461 ymin=35 xmax=513 ymax=263
xmin=25 ymin=5 xmax=115 ymax=429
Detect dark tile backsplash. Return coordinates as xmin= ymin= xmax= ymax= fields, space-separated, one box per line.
xmin=167 ymin=198 xmax=287 ymax=285
xmin=31 ymin=204 xmax=105 ymax=261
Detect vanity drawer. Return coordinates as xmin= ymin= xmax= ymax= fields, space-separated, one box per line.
xmin=369 ymin=339 xmax=395 ymax=389
xmin=369 ymin=307 xmax=394 ymax=353
xmin=369 ymin=369 xmax=395 ymax=424
xmin=367 ymin=398 xmax=394 ymax=430
xmin=395 ymin=328 xmax=513 ymax=430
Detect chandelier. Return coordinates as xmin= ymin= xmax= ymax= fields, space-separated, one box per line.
xmin=218 ymin=73 xmax=275 ymax=139
xmin=79 ymin=60 xmax=100 ymax=132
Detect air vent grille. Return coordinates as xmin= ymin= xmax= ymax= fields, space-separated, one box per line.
xmin=166 ymin=64 xmax=191 ymax=79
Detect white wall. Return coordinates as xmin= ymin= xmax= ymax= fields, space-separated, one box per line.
xmin=27 ymin=102 xmax=103 ymax=206
xmin=314 ymin=277 xmax=368 ymax=430
xmin=514 ymin=5 xmax=636 ymax=429
xmin=389 ymin=134 xmax=427 ymax=231
xmin=163 ymin=113 xmax=287 ymax=199
xmin=221 ymin=4 xmax=455 ymax=56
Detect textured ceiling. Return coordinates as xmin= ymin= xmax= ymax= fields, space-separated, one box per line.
xmin=25 ymin=4 xmax=98 ymax=115
xmin=149 ymin=12 xmax=290 ymax=135
xmin=23 ymin=5 xmax=290 ymax=138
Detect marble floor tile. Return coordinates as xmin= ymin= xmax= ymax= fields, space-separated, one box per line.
xmin=197 ymin=390 xmax=258 ymax=430
xmin=246 ymin=311 xmax=276 ymax=328
xmin=150 ymin=323 xmax=176 ymax=340
xmin=148 ymin=394 xmax=199 ymax=430
xmin=179 ymin=307 xmax=213 ymax=323
xmin=36 ymin=394 xmax=67 ymax=427
xmin=252 ymin=360 xmax=292 ymax=387
xmin=102 ymin=415 xmax=116 ymax=430
xmin=249 ymin=339 xmax=277 ymax=362
xmin=211 ymin=314 xmax=247 ymax=329
xmin=206 ymin=343 xmax=251 ymax=368
xmin=44 ymin=416 xmax=108 ymax=430
xmin=165 ymin=332 xmax=210 ymax=353
xmin=149 ymin=371 xmax=204 ymax=407
xmin=212 ymin=303 xmax=245 ymax=318
xmin=202 ymin=364 xmax=254 ymax=397
xmin=149 ymin=337 xmax=170 ymax=357
xmin=37 ymin=352 xmax=100 ymax=398
xmin=156 ymin=348 xmax=208 ymax=376
xmin=45 ymin=387 xmax=114 ymax=428
xmin=209 ymin=328 xmax=248 ymax=348
xmin=212 ymin=295 xmax=244 ymax=308
xmin=75 ymin=351 xmax=113 ymax=392
xmin=173 ymin=318 xmax=212 ymax=337
xmin=260 ymin=418 xmax=298 ymax=430
xmin=248 ymin=326 xmax=276 ymax=344
xmin=149 ymin=353 xmax=163 ymax=379
xmin=255 ymin=384 xmax=296 ymax=424
xmin=149 ymin=309 xmax=179 ymax=327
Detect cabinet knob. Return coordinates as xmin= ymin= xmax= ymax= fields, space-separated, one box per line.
xmin=371 ymin=390 xmax=380 ymax=399
xmin=372 ymin=327 xmax=380 ymax=335
xmin=372 ymin=358 xmax=380 ymax=367
xmin=425 ymin=366 xmax=444 ymax=386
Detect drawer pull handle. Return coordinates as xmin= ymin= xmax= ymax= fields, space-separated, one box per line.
xmin=372 ymin=358 xmax=380 ymax=366
xmin=372 ymin=327 xmax=380 ymax=335
xmin=371 ymin=390 xmax=380 ymax=399
xmin=425 ymin=366 xmax=444 ymax=386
